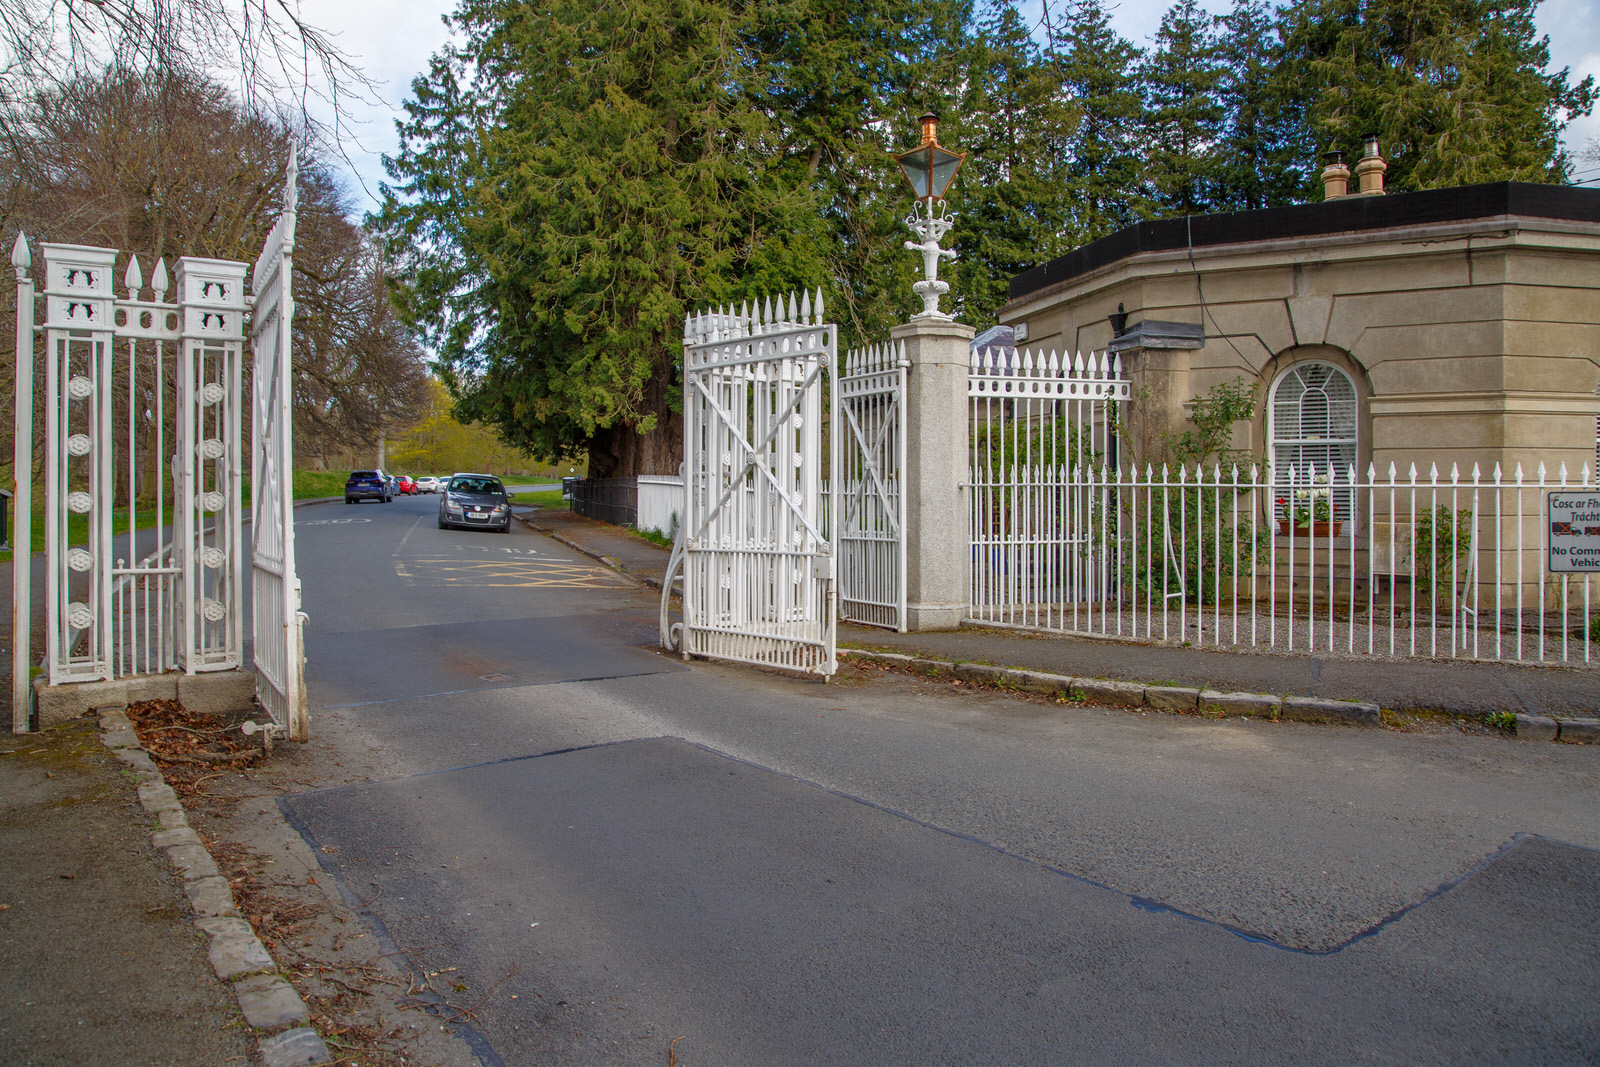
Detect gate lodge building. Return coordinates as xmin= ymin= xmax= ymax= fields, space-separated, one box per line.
xmin=998 ymin=172 xmax=1600 ymax=496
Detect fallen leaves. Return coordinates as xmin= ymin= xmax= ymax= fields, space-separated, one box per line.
xmin=127 ymin=699 xmax=262 ymax=797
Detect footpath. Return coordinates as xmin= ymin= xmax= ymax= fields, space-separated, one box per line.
xmin=523 ymin=505 xmax=1600 ymax=732
xmin=1 ymin=500 xmax=1595 ymax=1067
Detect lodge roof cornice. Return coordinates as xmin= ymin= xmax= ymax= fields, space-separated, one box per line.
xmin=1007 ymin=182 xmax=1600 ymax=305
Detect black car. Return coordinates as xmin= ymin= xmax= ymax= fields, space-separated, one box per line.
xmin=438 ymin=473 xmax=512 ymax=532
xmin=345 ymin=469 xmax=392 ymax=504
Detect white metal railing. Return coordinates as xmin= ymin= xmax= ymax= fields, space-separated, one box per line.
xmin=969 ymin=345 xmax=1128 ymax=633
xmin=970 ymin=458 xmax=1599 ymax=665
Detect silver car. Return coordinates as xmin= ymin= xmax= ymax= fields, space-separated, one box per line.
xmin=438 ymin=473 xmax=512 ymax=533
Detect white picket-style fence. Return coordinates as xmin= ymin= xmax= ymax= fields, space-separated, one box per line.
xmin=971 ymin=457 xmax=1598 ymax=664
xmin=967 ymin=345 xmax=1597 ymax=665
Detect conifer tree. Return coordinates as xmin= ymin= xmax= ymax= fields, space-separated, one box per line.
xmin=377 ymin=0 xmax=826 ymax=476
xmin=949 ymin=0 xmax=1077 ymax=323
xmin=1140 ymin=0 xmax=1228 ymax=216
xmin=1276 ymin=0 xmax=1595 ymax=190
xmin=1047 ymin=0 xmax=1152 ymax=242
xmin=1213 ymin=0 xmax=1310 ymax=209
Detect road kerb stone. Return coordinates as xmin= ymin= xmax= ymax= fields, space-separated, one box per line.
xmin=100 ymin=728 xmax=142 ymax=749
xmin=165 ymin=842 xmax=222 ymax=882
xmin=1005 ymin=669 xmax=1076 ymax=696
xmin=111 ymin=747 xmax=161 ymax=776
xmin=1280 ymin=696 xmax=1381 ymax=727
xmin=258 ymin=1026 xmax=335 ymax=1067
xmin=185 ymin=875 xmax=240 ymax=919
xmin=136 ymin=781 xmax=180 ymax=810
xmin=96 ymin=707 xmax=132 ymax=731
xmin=1559 ymin=719 xmax=1600 ymax=744
xmin=1072 ymin=678 xmax=1147 ymax=707
xmin=952 ymin=662 xmax=1008 ymax=686
xmin=1146 ymin=686 xmax=1200 ymax=713
xmin=196 ymin=916 xmax=276 ymax=981
xmin=1200 ymin=691 xmax=1283 ymax=720
xmin=234 ymin=973 xmax=311 ymax=1032
xmin=152 ymin=826 xmax=202 ymax=849
xmin=97 ymin=695 xmax=339 ymax=1058
xmin=1515 ymin=714 xmax=1560 ymax=742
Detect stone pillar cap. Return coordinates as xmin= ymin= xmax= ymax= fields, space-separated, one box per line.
xmin=1108 ymin=319 xmax=1205 ymax=353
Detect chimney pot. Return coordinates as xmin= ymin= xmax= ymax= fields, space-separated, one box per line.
xmin=1321 ymin=150 xmax=1351 ymax=199
xmin=1354 ymin=136 xmax=1387 ymax=195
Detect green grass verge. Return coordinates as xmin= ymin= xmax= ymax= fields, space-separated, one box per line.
xmin=514 ymin=488 xmax=567 ymax=509
xmin=1 ymin=469 xmax=388 ymax=561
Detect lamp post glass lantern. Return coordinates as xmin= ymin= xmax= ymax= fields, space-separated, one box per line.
xmin=896 ymin=113 xmax=965 ymax=320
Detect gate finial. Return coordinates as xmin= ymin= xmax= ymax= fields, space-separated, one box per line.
xmin=11 ymin=231 xmax=28 ymax=277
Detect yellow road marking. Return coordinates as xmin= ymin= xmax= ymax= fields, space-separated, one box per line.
xmin=394 ymin=556 xmax=632 ymax=588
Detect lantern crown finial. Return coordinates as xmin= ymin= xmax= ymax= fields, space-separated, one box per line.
xmin=896 ymin=115 xmax=965 ymax=203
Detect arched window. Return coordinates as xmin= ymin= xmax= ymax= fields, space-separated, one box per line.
xmin=1270 ymin=362 xmax=1359 ymax=525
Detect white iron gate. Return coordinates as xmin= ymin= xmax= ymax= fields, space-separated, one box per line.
xmin=661 ymin=292 xmax=838 ymax=675
xmin=35 ymin=242 xmax=248 ymax=684
xmin=836 ymin=341 xmax=907 ymax=630
xmin=249 ymin=155 xmax=307 ymax=740
xmin=969 ymin=346 xmax=1129 ymax=626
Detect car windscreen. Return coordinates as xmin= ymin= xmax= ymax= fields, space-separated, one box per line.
xmin=450 ymin=478 xmax=502 ymax=495
xmin=350 ymin=471 xmax=379 ymax=479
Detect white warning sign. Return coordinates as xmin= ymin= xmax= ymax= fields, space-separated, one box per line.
xmin=1547 ymin=490 xmax=1600 ymax=572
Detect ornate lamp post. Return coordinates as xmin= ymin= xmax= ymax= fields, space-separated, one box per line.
xmin=895 ymin=113 xmax=965 ymax=320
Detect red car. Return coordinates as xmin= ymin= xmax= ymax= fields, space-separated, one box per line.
xmin=394 ymin=475 xmax=417 ymax=495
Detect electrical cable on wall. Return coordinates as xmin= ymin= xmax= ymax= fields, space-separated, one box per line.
xmin=1187 ymin=213 xmax=1262 ymax=375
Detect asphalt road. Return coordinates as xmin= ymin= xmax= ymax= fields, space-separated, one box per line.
xmin=281 ymin=492 xmax=1600 ymax=1065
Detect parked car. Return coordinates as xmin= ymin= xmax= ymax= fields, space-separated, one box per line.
xmin=344 ymin=469 xmax=391 ymax=504
xmin=438 ymin=473 xmax=512 ymax=533
xmin=394 ymin=474 xmax=417 ymax=495
xmin=415 ymin=476 xmax=440 ymax=494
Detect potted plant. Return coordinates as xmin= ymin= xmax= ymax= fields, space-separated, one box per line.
xmin=1277 ymin=482 xmax=1342 ymax=537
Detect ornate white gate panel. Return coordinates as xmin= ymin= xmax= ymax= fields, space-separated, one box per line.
xmin=36 ymin=242 xmax=246 ymax=684
xmin=249 ymin=158 xmax=308 ymax=740
xmin=41 ymin=244 xmax=116 ymax=682
xmin=662 ymin=292 xmax=837 ymax=676
xmin=174 ymin=259 xmax=248 ymax=671
xmin=837 ymin=341 xmax=907 ymax=630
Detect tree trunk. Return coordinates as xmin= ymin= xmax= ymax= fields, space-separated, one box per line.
xmin=588 ymin=372 xmax=683 ymax=478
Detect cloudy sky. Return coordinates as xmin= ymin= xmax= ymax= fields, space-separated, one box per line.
xmin=311 ymin=0 xmax=1600 ymax=214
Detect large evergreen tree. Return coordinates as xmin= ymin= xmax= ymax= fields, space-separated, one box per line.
xmin=378 ymin=0 xmax=970 ymax=475
xmin=948 ymin=0 xmax=1077 ymax=323
xmin=1213 ymin=0 xmax=1310 ymax=209
xmin=1277 ymin=0 xmax=1595 ymax=189
xmin=1048 ymin=0 xmax=1152 ymax=242
xmin=378 ymin=0 xmax=825 ymax=476
xmin=1140 ymin=0 xmax=1228 ymax=216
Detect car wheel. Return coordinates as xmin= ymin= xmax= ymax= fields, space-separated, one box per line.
xmin=345 ymin=497 xmax=354 ymax=504
xmin=438 ymin=516 xmax=447 ymax=529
